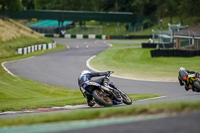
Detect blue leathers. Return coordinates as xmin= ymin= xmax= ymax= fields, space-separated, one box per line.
xmin=78 ymin=71 xmax=110 ymax=107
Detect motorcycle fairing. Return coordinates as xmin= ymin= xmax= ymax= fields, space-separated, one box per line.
xmin=113 ymin=100 xmax=123 ymax=105
xmin=82 ymin=81 xmax=101 ymax=90
xmin=109 ymin=82 xmax=117 ymax=89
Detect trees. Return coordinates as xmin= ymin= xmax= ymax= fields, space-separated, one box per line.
xmin=0 ymin=0 xmax=21 ymax=19
xmin=1 ymin=0 xmax=199 ymax=24
xmin=22 ymin=0 xmax=34 ymax=10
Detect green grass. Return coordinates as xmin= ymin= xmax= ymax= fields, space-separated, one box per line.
xmin=0 ymin=37 xmax=87 ymax=112
xmin=0 ymin=37 xmax=52 ymax=59
xmin=0 ymin=101 xmax=200 ymax=127
xmin=90 ymin=44 xmax=200 ymax=81
xmin=0 ymin=36 xmax=162 ymax=112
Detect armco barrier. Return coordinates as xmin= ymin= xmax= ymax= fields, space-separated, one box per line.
xmin=142 ymin=43 xmax=174 ymax=48
xmin=151 ymin=49 xmax=200 ymax=57
xmin=17 ymin=42 xmax=56 ymax=55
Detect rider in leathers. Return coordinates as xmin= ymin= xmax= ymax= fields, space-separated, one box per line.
xmin=78 ymin=70 xmax=110 ymax=107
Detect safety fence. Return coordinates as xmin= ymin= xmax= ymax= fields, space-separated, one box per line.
xmin=17 ymin=42 xmax=56 ymax=55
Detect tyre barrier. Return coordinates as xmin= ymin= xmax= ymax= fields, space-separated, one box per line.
xmin=41 ymin=34 xmax=151 ymax=40
xmin=17 ymin=41 xmax=56 ymax=55
xmin=151 ymin=49 xmax=200 ymax=57
xmin=42 ymin=34 xmax=107 ymax=40
xmin=142 ymin=43 xmax=174 ymax=48
xmin=109 ymin=35 xmax=152 ymax=39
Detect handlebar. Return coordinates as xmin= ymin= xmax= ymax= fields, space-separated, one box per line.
xmin=106 ymin=71 xmax=114 ymax=77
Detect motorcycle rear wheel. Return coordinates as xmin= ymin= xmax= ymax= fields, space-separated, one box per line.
xmin=193 ymin=81 xmax=200 ymax=92
xmin=121 ymin=92 xmax=132 ymax=105
xmin=92 ymin=89 xmax=113 ymax=107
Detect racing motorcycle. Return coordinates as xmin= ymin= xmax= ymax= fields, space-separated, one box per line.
xmin=178 ymin=67 xmax=200 ymax=92
xmin=82 ymin=71 xmax=132 ymax=107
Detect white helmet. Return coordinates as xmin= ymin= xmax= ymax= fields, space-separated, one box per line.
xmin=179 ymin=67 xmax=185 ymax=71
xmin=81 ymin=70 xmax=90 ymax=75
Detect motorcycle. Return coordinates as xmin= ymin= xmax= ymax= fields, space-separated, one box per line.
xmin=82 ymin=71 xmax=132 ymax=107
xmin=178 ymin=67 xmax=200 ymax=92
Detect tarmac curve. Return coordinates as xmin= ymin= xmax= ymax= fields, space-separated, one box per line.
xmin=1 ymin=39 xmax=200 ymax=133
xmin=4 ymin=39 xmax=200 ymax=103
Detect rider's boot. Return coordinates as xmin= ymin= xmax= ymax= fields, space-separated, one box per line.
xmin=185 ymin=85 xmax=190 ymax=91
xmin=88 ymin=100 xmax=95 ymax=107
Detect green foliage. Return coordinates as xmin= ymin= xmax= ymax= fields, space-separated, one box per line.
xmin=0 ymin=0 xmax=21 ymax=11
xmin=34 ymin=0 xmax=98 ymax=11
xmin=142 ymin=19 xmax=153 ymax=29
xmin=21 ymin=0 xmax=34 ymax=10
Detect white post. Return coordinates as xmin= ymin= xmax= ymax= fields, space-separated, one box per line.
xmin=48 ymin=43 xmax=52 ymax=49
xmin=76 ymin=34 xmax=83 ymax=39
xmin=38 ymin=45 xmax=42 ymax=50
xmin=102 ymin=35 xmax=106 ymax=40
xmin=28 ymin=46 xmax=31 ymax=53
xmin=43 ymin=44 xmax=46 ymax=50
xmin=89 ymin=34 xmax=96 ymax=39
xmin=24 ymin=47 xmax=27 ymax=54
xmin=18 ymin=48 xmax=22 ymax=54
xmin=35 ymin=45 xmax=38 ymax=51
xmin=32 ymin=46 xmax=35 ymax=52
xmin=65 ymin=34 xmax=71 ymax=38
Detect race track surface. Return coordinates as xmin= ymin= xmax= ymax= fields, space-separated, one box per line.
xmin=58 ymin=112 xmax=200 ymax=133
xmin=2 ymin=39 xmax=200 ymax=133
xmin=4 ymin=39 xmax=200 ymax=102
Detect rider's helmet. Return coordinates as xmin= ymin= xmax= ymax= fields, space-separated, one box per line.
xmin=179 ymin=67 xmax=185 ymax=71
xmin=81 ymin=70 xmax=90 ymax=75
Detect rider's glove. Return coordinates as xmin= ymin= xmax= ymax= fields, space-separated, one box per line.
xmin=105 ymin=71 xmax=110 ymax=76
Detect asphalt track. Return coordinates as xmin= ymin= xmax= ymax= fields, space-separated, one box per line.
xmin=0 ymin=112 xmax=199 ymax=133
xmin=2 ymin=39 xmax=200 ymax=133
xmin=59 ymin=112 xmax=200 ymax=133
xmin=4 ymin=39 xmax=200 ymax=102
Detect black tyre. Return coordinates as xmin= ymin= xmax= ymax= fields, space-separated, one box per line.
xmin=121 ymin=92 xmax=132 ymax=105
xmin=193 ymin=81 xmax=200 ymax=92
xmin=92 ymin=90 xmax=113 ymax=107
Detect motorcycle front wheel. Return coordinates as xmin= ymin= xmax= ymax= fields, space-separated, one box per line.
xmin=92 ymin=89 xmax=113 ymax=107
xmin=120 ymin=92 xmax=132 ymax=105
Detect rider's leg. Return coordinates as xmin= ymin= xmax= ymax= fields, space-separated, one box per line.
xmin=80 ymin=87 xmax=86 ymax=98
xmin=178 ymin=77 xmax=184 ymax=86
xmin=85 ymin=93 xmax=95 ymax=107
xmin=80 ymin=87 xmax=95 ymax=107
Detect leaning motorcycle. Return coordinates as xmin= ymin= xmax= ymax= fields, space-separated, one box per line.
xmin=82 ymin=71 xmax=132 ymax=107
xmin=178 ymin=67 xmax=200 ymax=92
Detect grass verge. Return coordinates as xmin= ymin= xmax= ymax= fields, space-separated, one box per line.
xmin=0 ymin=37 xmax=85 ymax=112
xmin=0 ymin=101 xmax=200 ymax=127
xmin=0 ymin=37 xmax=162 ymax=112
xmin=90 ymin=44 xmax=200 ymax=81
